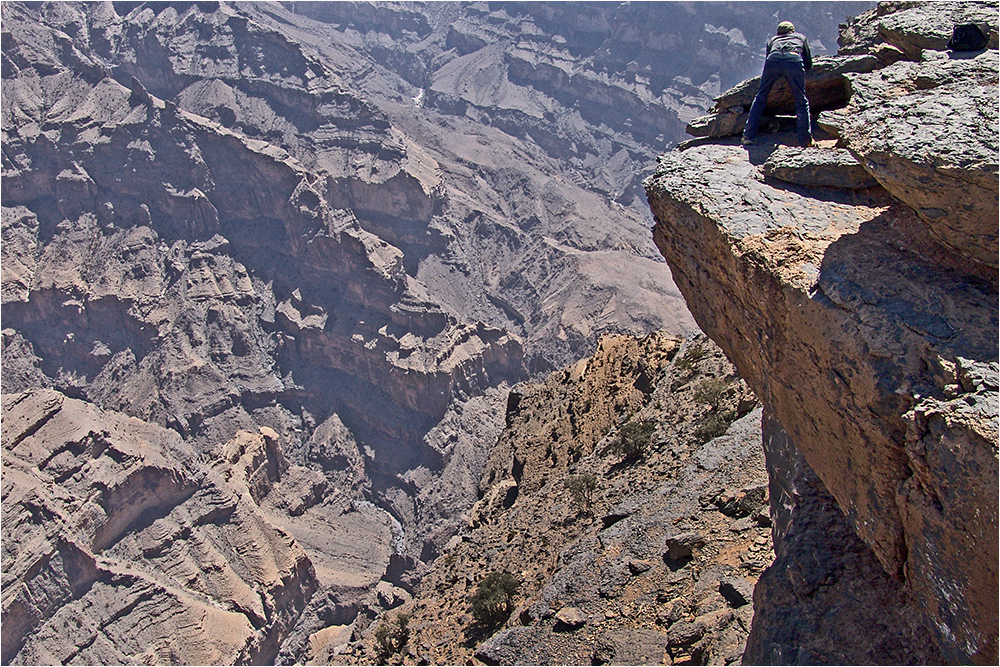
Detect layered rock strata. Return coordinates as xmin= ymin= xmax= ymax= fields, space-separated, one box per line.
xmin=0 ymin=0 xmax=526 ymax=566
xmin=282 ymin=0 xmax=867 ymax=369
xmin=1 ymin=389 xmax=316 ymax=665
xmin=647 ymin=2 xmax=998 ymax=663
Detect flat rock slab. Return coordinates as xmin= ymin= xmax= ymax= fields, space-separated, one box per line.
xmin=686 ymin=109 xmax=747 ymax=138
xmin=762 ymin=146 xmax=879 ymax=189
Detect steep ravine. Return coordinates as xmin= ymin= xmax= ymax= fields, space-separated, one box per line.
xmin=647 ymin=1 xmax=997 ymax=664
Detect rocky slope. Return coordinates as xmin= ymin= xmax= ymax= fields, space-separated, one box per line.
xmin=646 ymin=1 xmax=997 ymax=664
xmin=338 ymin=333 xmax=771 ymax=666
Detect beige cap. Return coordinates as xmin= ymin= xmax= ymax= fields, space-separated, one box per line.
xmin=777 ymin=21 xmax=795 ymax=34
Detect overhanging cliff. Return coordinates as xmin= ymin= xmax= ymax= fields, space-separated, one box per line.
xmin=646 ymin=1 xmax=998 ymax=663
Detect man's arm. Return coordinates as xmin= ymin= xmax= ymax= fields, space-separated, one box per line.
xmin=802 ymin=36 xmax=812 ymax=70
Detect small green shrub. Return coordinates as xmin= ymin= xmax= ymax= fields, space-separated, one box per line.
xmin=566 ymin=472 xmax=598 ymax=511
xmin=693 ymin=378 xmax=729 ymax=408
xmin=693 ymin=410 xmax=737 ymax=443
xmin=611 ymin=419 xmax=656 ymax=461
xmin=374 ymin=612 xmax=410 ymax=663
xmin=470 ymin=571 xmax=521 ymax=626
xmin=675 ymin=345 xmax=705 ymax=371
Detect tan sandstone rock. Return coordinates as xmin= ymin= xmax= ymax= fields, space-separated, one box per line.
xmin=647 ymin=134 xmax=996 ymax=665
xmin=1 ymin=389 xmax=317 ymax=665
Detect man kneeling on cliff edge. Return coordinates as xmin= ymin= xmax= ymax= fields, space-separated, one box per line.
xmin=742 ymin=21 xmax=816 ymax=148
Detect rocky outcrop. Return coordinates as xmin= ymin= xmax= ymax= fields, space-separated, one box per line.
xmin=760 ymin=146 xmax=878 ymax=189
xmin=839 ymin=49 xmax=1000 ymax=267
xmin=646 ymin=2 xmax=998 ymax=663
xmin=1 ymin=389 xmax=317 ymax=665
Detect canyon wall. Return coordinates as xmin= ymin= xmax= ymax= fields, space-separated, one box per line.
xmin=2 ymin=389 xmax=318 ymax=665
xmin=3 ymin=1 xmax=870 ymax=663
xmin=646 ymin=1 xmax=997 ymax=663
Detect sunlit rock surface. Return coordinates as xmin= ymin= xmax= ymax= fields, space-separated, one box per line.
xmin=647 ymin=2 xmax=997 ymax=663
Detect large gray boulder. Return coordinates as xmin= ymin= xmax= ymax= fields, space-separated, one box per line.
xmin=842 ymin=50 xmax=999 ymax=267
xmin=762 ymin=146 xmax=879 ymax=189
xmin=838 ymin=0 xmax=1000 ymax=57
xmin=877 ymin=1 xmax=1000 ymax=58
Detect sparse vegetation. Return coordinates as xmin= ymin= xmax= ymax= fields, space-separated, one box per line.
xmin=691 ymin=377 xmax=738 ymax=442
xmin=566 ymin=472 xmax=598 ymax=511
xmin=694 ymin=378 xmax=729 ymax=408
xmin=610 ymin=418 xmax=657 ymax=461
xmin=694 ymin=410 xmax=738 ymax=443
xmin=675 ymin=345 xmax=706 ymax=371
xmin=470 ymin=571 xmax=521 ymax=627
xmin=373 ymin=612 xmax=410 ymax=663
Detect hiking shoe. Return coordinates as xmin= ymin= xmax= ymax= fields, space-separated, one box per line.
xmin=800 ymin=139 xmax=818 ymax=148
xmin=741 ymin=137 xmax=755 ymax=146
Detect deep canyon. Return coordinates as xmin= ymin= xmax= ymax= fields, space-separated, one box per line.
xmin=2 ymin=1 xmax=996 ymax=665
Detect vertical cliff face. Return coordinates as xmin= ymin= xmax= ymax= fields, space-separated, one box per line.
xmin=646 ymin=1 xmax=997 ymax=663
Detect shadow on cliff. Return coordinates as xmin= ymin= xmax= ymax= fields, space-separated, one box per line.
xmin=814 ymin=209 xmax=998 ymax=363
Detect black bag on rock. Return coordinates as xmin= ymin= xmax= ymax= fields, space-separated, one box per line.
xmin=947 ymin=23 xmax=989 ymax=52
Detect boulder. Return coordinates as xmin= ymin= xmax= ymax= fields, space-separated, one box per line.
xmin=841 ymin=50 xmax=999 ymax=267
xmin=590 ymin=628 xmax=668 ymax=666
xmin=686 ymin=108 xmax=747 ymax=138
xmin=711 ymin=54 xmax=885 ymax=116
xmin=718 ymin=577 xmax=754 ymax=608
xmin=474 ymin=627 xmax=544 ymax=666
xmin=876 ymin=1 xmax=1000 ymax=59
xmin=838 ymin=2 xmax=997 ymax=57
xmin=664 ymin=531 xmax=707 ymax=560
xmin=761 ymin=146 xmax=880 ymax=189
xmin=553 ymin=606 xmax=588 ymax=629
xmin=627 ymin=559 xmax=654 ymax=575
xmin=815 ymin=108 xmax=850 ymax=137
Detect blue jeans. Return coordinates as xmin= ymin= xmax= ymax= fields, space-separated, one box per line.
xmin=743 ymin=58 xmax=812 ymax=145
